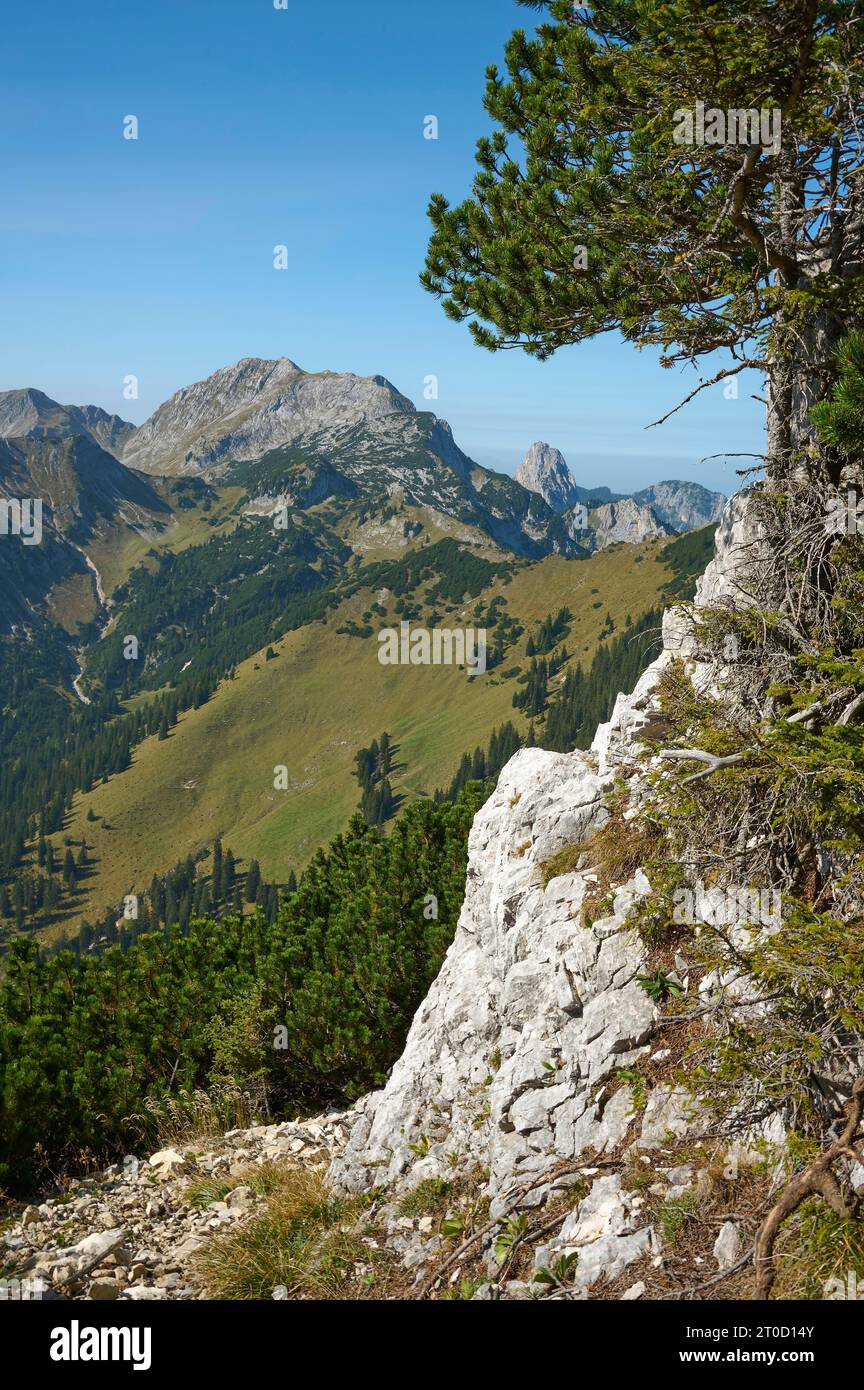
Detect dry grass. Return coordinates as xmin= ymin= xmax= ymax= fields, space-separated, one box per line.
xmin=129 ymin=1085 xmax=264 ymax=1151
xmin=183 ymin=1160 xmax=289 ymax=1211
xmin=541 ymin=812 xmax=662 ymax=920
xmin=770 ymin=1200 xmax=864 ymax=1300
xmin=193 ymin=1166 xmax=392 ymax=1300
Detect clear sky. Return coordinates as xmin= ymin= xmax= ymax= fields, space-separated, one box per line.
xmin=0 ymin=0 xmax=764 ymax=497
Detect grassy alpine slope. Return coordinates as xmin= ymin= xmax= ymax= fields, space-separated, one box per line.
xmin=38 ymin=533 xmax=692 ymax=937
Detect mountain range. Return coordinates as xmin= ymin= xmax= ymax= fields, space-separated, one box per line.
xmin=0 ymin=355 xmax=724 ymax=941
xmin=0 ymin=359 xmax=725 ymax=589
xmin=514 ymin=439 xmax=725 ymax=543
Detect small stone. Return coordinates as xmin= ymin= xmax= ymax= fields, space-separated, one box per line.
xmin=713 ymin=1221 xmax=741 ymax=1271
xmin=695 ymin=1168 xmax=715 ymax=1201
xmin=148 ymin=1147 xmax=187 ymax=1176
xmin=89 ymin=1279 xmax=120 ymax=1301
xmin=226 ymin=1186 xmax=253 ymax=1208
xmin=21 ymin=1206 xmax=40 ymax=1227
xmin=620 ymin=1281 xmax=645 ymax=1300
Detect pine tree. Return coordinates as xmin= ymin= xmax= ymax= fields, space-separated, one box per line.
xmin=212 ymin=839 xmax=223 ymax=904
xmin=245 ymin=859 xmax=261 ymax=903
xmin=62 ymin=849 xmax=76 ymax=889
xmin=421 ymin=1 xmax=862 ymax=484
xmin=223 ymin=850 xmax=235 ymax=896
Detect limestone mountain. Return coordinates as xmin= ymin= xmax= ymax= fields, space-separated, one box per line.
xmin=0 ymin=368 xmax=724 ymax=567
xmin=516 ymin=441 xmax=583 ymax=511
xmin=0 ymin=388 xmax=136 ymax=457
xmin=516 ymin=440 xmax=726 ymax=542
xmin=588 ymin=496 xmax=672 ymax=547
xmin=121 ymin=358 xmax=416 ymax=476
xmin=118 ymin=357 xmax=589 ymax=559
xmin=632 ymin=479 xmax=726 ymax=532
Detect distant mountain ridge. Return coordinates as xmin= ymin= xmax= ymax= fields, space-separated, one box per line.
xmin=515 ymin=438 xmax=725 ymax=538
xmin=0 ymin=362 xmax=725 ymax=568
xmin=0 ymin=430 xmax=168 ymax=631
xmin=0 ymin=388 xmax=135 ymax=457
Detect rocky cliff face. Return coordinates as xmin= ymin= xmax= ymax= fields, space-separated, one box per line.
xmin=589 ymin=496 xmax=672 ymax=547
xmin=633 ymin=480 xmax=726 ymax=533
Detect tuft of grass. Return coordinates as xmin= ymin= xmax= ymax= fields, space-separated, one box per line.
xmin=660 ymin=1189 xmax=698 ymax=1245
xmin=772 ymin=1199 xmax=864 ymax=1300
xmin=397 ymin=1177 xmax=452 ymax=1219
xmin=193 ymin=1166 xmax=378 ymax=1300
xmin=130 ymin=1085 xmax=263 ymax=1150
xmin=184 ymin=1161 xmax=288 ymax=1211
xmin=540 ymin=842 xmax=588 ymax=887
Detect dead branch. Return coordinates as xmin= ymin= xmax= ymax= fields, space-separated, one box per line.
xmin=646 ymin=360 xmax=766 ymax=430
xmin=753 ymin=1072 xmax=864 ymax=1299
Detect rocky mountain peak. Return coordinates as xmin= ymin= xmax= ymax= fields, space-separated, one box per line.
xmin=121 ymin=357 xmax=416 ymax=476
xmin=515 ymin=441 xmax=581 ymax=513
xmin=0 ymin=387 xmax=72 ymax=438
xmin=0 ymin=388 xmax=135 ymax=457
xmin=590 ymin=496 xmax=672 ymax=547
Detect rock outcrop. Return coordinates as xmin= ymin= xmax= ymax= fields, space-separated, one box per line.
xmin=633 ymin=480 xmax=726 ymax=533
xmin=327 ymin=492 xmax=757 ymax=1294
xmin=515 ymin=441 xmax=726 ymax=544
xmin=589 ymin=496 xmax=672 ymax=547
xmin=515 ymin=441 xmax=584 ymax=513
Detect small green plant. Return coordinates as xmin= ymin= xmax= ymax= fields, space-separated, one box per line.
xmin=660 ymin=1189 xmax=697 ymax=1245
xmin=440 ymin=1215 xmax=465 ymax=1240
xmin=533 ymin=1251 xmax=579 ymax=1287
xmin=636 ymin=969 xmax=684 ymax=1004
xmin=408 ymin=1134 xmax=432 ymax=1157
xmin=616 ymin=1066 xmax=649 ymax=1113
xmin=444 ymin=1277 xmax=479 ymax=1300
xmin=494 ymin=1212 xmax=528 ymax=1263
xmin=397 ymin=1178 xmax=451 ymax=1218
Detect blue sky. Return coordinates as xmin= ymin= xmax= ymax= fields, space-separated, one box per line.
xmin=0 ymin=0 xmax=763 ymax=497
